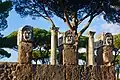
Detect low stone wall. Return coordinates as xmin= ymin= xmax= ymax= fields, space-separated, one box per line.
xmin=0 ymin=62 xmax=115 ymax=80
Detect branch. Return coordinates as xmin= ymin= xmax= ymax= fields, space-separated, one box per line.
xmin=78 ymin=1 xmax=102 ymax=25
xmin=42 ymin=5 xmax=55 ymax=27
xmin=27 ymin=3 xmax=50 ymax=24
xmin=64 ymin=10 xmax=73 ymax=31
xmin=60 ymin=0 xmax=74 ymax=31
xmin=78 ymin=16 xmax=94 ymax=37
xmin=33 ymin=0 xmax=55 ymax=27
xmin=77 ymin=9 xmax=98 ymax=25
xmin=78 ymin=14 xmax=90 ymax=25
xmin=33 ymin=9 xmax=50 ymax=21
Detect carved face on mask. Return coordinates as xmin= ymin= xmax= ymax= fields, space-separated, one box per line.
xmin=65 ymin=30 xmax=75 ymax=44
xmin=104 ymin=33 xmax=113 ymax=46
xmin=66 ymin=34 xmax=73 ymax=44
xmin=22 ymin=26 xmax=32 ymax=41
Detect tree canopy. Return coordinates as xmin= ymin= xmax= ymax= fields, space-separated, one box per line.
xmin=33 ymin=28 xmax=51 ymax=49
xmin=0 ymin=31 xmax=17 ymax=59
xmin=13 ymin=0 xmax=120 ymax=36
xmin=114 ymin=33 xmax=120 ymax=49
xmin=78 ymin=36 xmax=88 ymax=48
xmin=0 ymin=0 xmax=13 ymax=59
xmin=0 ymin=49 xmax=11 ymax=59
xmin=0 ymin=0 xmax=12 ymax=31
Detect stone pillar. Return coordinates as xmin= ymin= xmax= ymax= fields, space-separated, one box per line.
xmin=62 ymin=30 xmax=78 ymax=80
xmin=88 ymin=31 xmax=95 ymax=65
xmin=103 ymin=33 xmax=113 ymax=66
xmin=62 ymin=30 xmax=77 ymax=65
xmin=17 ymin=25 xmax=33 ymax=64
xmin=96 ymin=33 xmax=113 ymax=66
xmin=50 ymin=27 xmax=59 ymax=65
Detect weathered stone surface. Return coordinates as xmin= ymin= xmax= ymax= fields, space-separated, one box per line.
xmin=50 ymin=27 xmax=59 ymax=65
xmin=18 ymin=42 xmax=32 ymax=64
xmin=0 ymin=62 xmax=17 ymax=80
xmin=96 ymin=47 xmax=104 ymax=65
xmin=63 ymin=45 xmax=78 ymax=65
xmin=18 ymin=25 xmax=33 ymax=64
xmin=95 ymin=66 xmax=115 ymax=80
xmin=103 ymin=46 xmax=113 ymax=66
xmin=65 ymin=65 xmax=80 ymax=80
xmin=16 ymin=64 xmax=32 ymax=80
xmin=96 ymin=46 xmax=113 ymax=66
xmin=79 ymin=66 xmax=86 ymax=80
xmin=63 ymin=30 xmax=75 ymax=45
xmin=34 ymin=65 xmax=65 ymax=80
xmin=0 ymin=62 xmax=115 ymax=80
xmin=88 ymin=31 xmax=95 ymax=65
xmin=58 ymin=46 xmax=63 ymax=64
xmin=96 ymin=33 xmax=113 ymax=66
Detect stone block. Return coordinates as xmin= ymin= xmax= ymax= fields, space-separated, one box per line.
xmin=16 ymin=64 xmax=32 ymax=80
xmin=34 ymin=65 xmax=65 ymax=80
xmin=63 ymin=45 xmax=77 ymax=65
xmin=65 ymin=65 xmax=80 ymax=80
xmin=18 ymin=42 xmax=32 ymax=64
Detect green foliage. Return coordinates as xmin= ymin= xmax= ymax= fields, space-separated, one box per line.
xmin=0 ymin=31 xmax=17 ymax=48
xmin=32 ymin=28 xmax=51 ymax=64
xmin=0 ymin=49 xmax=11 ymax=59
xmin=0 ymin=1 xmax=12 ymax=13
xmin=0 ymin=1 xmax=13 ymax=58
xmin=0 ymin=1 xmax=13 ymax=31
xmin=115 ymin=55 xmax=120 ymax=65
xmin=0 ymin=32 xmax=16 ymax=59
xmin=78 ymin=52 xmax=86 ymax=61
xmin=32 ymin=50 xmax=50 ymax=59
xmin=6 ymin=31 xmax=17 ymax=48
xmin=78 ymin=36 xmax=88 ymax=48
xmin=114 ymin=33 xmax=120 ymax=49
xmin=78 ymin=36 xmax=88 ymax=61
xmin=33 ymin=28 xmax=51 ymax=49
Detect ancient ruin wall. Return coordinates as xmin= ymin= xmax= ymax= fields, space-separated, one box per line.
xmin=0 ymin=62 xmax=115 ymax=80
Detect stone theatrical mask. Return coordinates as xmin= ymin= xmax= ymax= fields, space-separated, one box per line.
xmin=22 ymin=25 xmax=33 ymax=41
xmin=104 ymin=33 xmax=113 ymax=46
xmin=65 ymin=30 xmax=75 ymax=44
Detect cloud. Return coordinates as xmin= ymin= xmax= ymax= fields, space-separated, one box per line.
xmin=101 ymin=23 xmax=120 ymax=35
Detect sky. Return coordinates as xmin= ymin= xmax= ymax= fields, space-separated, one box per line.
xmin=0 ymin=9 xmax=120 ymax=62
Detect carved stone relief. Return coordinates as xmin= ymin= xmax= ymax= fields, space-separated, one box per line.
xmin=18 ymin=25 xmax=33 ymax=64
xmin=64 ymin=30 xmax=75 ymax=44
xmin=103 ymin=33 xmax=113 ymax=46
